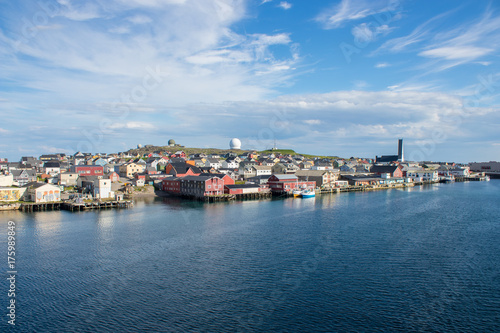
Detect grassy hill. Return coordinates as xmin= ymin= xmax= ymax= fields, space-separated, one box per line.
xmin=126 ymin=145 xmax=341 ymax=160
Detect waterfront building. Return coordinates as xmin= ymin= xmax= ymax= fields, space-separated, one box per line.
xmin=407 ymin=170 xmax=439 ymax=182
xmin=469 ymin=161 xmax=500 ymax=174
xmin=224 ymin=184 xmax=264 ymax=195
xmin=162 ymin=177 xmax=181 ymax=193
xmin=267 ymin=174 xmax=316 ymax=193
xmin=93 ymin=179 xmax=112 ymax=199
xmin=0 ymin=187 xmax=26 ymax=202
xmin=22 ymin=182 xmax=61 ymax=203
xmin=295 ymin=169 xmax=339 ymax=187
xmin=199 ymin=173 xmax=235 ymax=185
xmin=370 ymin=165 xmax=403 ymax=178
xmin=180 ymin=175 xmax=224 ymax=197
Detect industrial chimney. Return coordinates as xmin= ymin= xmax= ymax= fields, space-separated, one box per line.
xmin=398 ymin=139 xmax=404 ymax=162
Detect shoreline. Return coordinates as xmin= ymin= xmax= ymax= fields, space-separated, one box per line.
xmin=1 ymin=178 xmax=493 ymax=212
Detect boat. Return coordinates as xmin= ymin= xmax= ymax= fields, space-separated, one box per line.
xmin=292 ymin=189 xmax=303 ymax=197
xmin=444 ymin=175 xmax=455 ymax=182
xmin=300 ymin=189 xmax=316 ymax=198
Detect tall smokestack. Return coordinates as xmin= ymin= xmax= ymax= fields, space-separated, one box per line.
xmin=398 ymin=139 xmax=404 ymax=162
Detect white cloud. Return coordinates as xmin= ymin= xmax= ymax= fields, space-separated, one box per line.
xmin=0 ymin=128 xmax=9 ymax=134
xmin=352 ymin=23 xmax=392 ymax=42
xmin=304 ymin=119 xmax=321 ymax=125
xmin=109 ymin=122 xmax=156 ymax=130
xmin=377 ymin=9 xmax=500 ymax=70
xmin=419 ymin=46 xmax=493 ymax=61
xmin=127 ymin=15 xmax=153 ymax=24
xmin=375 ymin=62 xmax=390 ymax=68
xmin=278 ymin=2 xmax=292 ymax=10
xmin=316 ymin=0 xmax=400 ymax=29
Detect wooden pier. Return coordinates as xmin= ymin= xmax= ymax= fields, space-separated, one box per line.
xmin=62 ymin=200 xmax=133 ymax=211
xmin=18 ymin=200 xmax=133 ymax=212
xmin=20 ymin=202 xmax=62 ymax=212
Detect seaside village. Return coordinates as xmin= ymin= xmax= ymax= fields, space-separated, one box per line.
xmin=0 ymin=138 xmax=495 ymax=210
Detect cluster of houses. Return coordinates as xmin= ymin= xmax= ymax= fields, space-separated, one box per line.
xmin=0 ymin=148 xmax=476 ymax=203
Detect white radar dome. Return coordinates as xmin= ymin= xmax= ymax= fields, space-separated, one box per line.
xmin=229 ymin=138 xmax=241 ymax=150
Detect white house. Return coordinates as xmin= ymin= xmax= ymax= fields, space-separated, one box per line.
xmin=449 ymin=167 xmax=470 ymax=177
xmin=205 ymin=158 xmax=222 ymax=170
xmin=221 ymin=159 xmax=240 ymax=169
xmin=59 ymin=172 xmax=79 ymax=186
xmin=407 ymin=171 xmax=439 ymax=182
xmin=251 ymin=165 xmax=272 ymax=176
xmin=0 ymin=173 xmax=14 ymax=187
xmin=93 ymin=179 xmax=112 ymax=199
xmin=23 ymin=182 xmax=61 ymax=203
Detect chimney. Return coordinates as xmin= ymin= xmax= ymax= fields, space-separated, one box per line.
xmin=398 ymin=139 xmax=404 ymax=162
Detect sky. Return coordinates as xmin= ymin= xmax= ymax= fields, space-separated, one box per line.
xmin=1 ymin=0 xmax=499 ymax=163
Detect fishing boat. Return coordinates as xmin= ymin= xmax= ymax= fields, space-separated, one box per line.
xmin=300 ymin=189 xmax=315 ymax=198
xmin=292 ymin=189 xmax=303 ymax=197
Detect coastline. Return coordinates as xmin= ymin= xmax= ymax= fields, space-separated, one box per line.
xmin=1 ymin=178 xmax=493 ymax=212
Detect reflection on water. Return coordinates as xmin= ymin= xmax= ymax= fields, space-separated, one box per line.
xmin=0 ymin=181 xmax=499 ymax=332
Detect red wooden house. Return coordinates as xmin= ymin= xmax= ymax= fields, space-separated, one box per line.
xmin=200 ymin=173 xmax=235 ymax=185
xmin=108 ymin=172 xmax=120 ymax=182
xmin=369 ymin=165 xmax=403 ymax=178
xmin=170 ymin=151 xmax=186 ymax=159
xmin=224 ymin=184 xmax=264 ymax=195
xmin=162 ymin=177 xmax=181 ymax=193
xmin=180 ymin=175 xmax=224 ymax=197
xmin=71 ymin=165 xmax=104 ymax=176
xmin=267 ymin=174 xmax=316 ymax=193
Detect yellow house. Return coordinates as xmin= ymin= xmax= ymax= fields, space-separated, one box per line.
xmin=119 ymin=162 xmax=146 ymax=178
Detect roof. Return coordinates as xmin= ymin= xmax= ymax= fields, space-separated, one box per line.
xmin=11 ymin=169 xmax=36 ymax=177
xmin=80 ymin=176 xmax=101 ymax=182
xmin=181 ymin=175 xmax=220 ymax=181
xmin=295 ymin=170 xmax=329 ymax=177
xmin=44 ymin=161 xmax=60 ymax=168
xmin=169 ymin=162 xmax=201 ymax=174
xmin=23 ymin=182 xmax=59 ymax=189
xmin=225 ymin=184 xmax=261 ymax=189
xmin=199 ymin=173 xmax=230 ymax=178
xmin=376 ymin=155 xmax=399 ymax=163
xmin=270 ymin=174 xmax=298 ymax=181
xmin=248 ymin=175 xmax=271 ymax=180
xmin=252 ymin=165 xmax=272 ymax=170
xmin=370 ymin=165 xmax=399 ymax=173
xmin=341 ymin=175 xmax=381 ymax=181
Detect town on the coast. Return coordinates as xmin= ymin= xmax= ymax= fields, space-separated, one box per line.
xmin=0 ymin=138 xmax=496 ymax=211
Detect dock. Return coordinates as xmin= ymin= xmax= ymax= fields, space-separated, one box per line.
xmin=18 ymin=200 xmax=133 ymax=212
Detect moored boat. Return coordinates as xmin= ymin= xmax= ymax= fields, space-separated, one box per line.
xmin=300 ymin=189 xmax=315 ymax=198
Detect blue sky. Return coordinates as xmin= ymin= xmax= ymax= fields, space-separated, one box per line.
xmin=1 ymin=0 xmax=499 ymax=162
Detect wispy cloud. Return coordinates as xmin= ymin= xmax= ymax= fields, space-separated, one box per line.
xmin=316 ymin=0 xmax=399 ymax=29
xmin=376 ymin=7 xmax=500 ymax=71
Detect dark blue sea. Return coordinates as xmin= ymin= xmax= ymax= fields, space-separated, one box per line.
xmin=1 ymin=180 xmax=500 ymax=332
